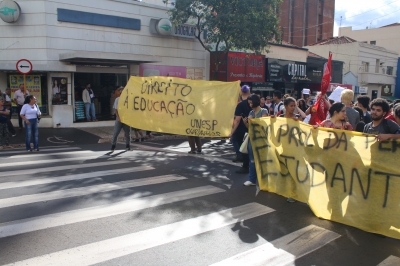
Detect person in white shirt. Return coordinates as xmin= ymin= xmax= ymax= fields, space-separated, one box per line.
xmin=110 ymin=87 xmax=131 ymax=152
xmin=13 ymin=84 xmax=30 ymax=129
xmin=20 ymin=95 xmax=41 ymax=151
xmin=82 ymin=83 xmax=97 ymax=122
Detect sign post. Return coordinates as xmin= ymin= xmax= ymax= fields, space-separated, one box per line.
xmin=16 ymin=59 xmax=33 ymax=94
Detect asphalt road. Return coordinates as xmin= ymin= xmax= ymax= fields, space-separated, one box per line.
xmin=0 ymin=139 xmax=399 ymax=266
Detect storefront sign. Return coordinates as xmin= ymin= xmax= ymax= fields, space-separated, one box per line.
xmin=139 ymin=64 xmax=187 ymax=78
xmin=267 ymin=59 xmax=310 ymax=83
xmin=156 ymin=18 xmax=173 ymax=35
xmin=52 ymin=77 xmax=68 ymax=105
xmin=359 ymin=87 xmax=368 ymax=94
xmin=0 ymin=0 xmax=21 ymax=23
xmin=381 ymin=85 xmax=392 ymax=96
xmin=151 ymin=18 xmax=196 ymax=39
xmin=227 ymin=52 xmax=265 ymax=82
xmin=9 ymin=74 xmax=42 ymax=106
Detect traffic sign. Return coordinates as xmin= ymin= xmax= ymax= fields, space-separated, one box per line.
xmin=16 ymin=59 xmax=33 ymax=74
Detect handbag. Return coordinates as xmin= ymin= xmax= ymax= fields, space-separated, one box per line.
xmin=239 ymin=133 xmax=249 ymax=154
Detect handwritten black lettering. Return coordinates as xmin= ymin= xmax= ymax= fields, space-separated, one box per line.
xmin=349 ymin=168 xmax=371 ymax=199
xmin=310 ymin=163 xmax=327 ymax=187
xmin=331 ymin=163 xmax=347 ymax=192
xmin=375 ymin=171 xmax=400 ymax=207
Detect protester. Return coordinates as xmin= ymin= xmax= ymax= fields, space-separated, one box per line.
xmin=131 ymin=128 xmax=145 ymax=142
xmin=4 ymin=87 xmax=16 ymax=137
xmin=265 ymin=96 xmax=272 ymax=110
xmin=242 ymin=94 xmax=268 ymax=186
xmin=272 ymin=90 xmax=284 ymax=115
xmin=13 ymin=84 xmax=30 ymax=129
xmin=110 ymin=87 xmax=131 ymax=152
xmin=384 ymin=99 xmax=400 ymax=124
xmin=260 ymin=96 xmax=266 ymax=108
xmin=20 ymin=95 xmax=41 ymax=151
xmin=297 ymin=98 xmax=307 ymax=113
xmin=375 ymin=104 xmax=400 ymax=141
xmin=280 ymin=97 xmax=305 ymax=120
xmin=356 ymin=95 xmax=372 ymax=124
xmin=82 ymin=83 xmax=97 ymax=122
xmin=0 ymin=95 xmax=10 ymax=149
xmin=353 ymin=106 xmax=366 ymax=132
xmin=318 ymin=102 xmax=353 ymax=130
xmin=364 ymin=98 xmax=399 ymax=135
xmin=228 ymin=85 xmax=252 ymax=173
xmin=340 ymin=89 xmax=359 ymax=129
xmin=188 ymin=136 xmax=202 ymax=154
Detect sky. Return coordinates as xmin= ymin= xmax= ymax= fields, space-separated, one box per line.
xmin=333 ymin=0 xmax=400 ymax=36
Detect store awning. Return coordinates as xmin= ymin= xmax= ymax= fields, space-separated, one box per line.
xmin=59 ymin=51 xmax=162 ymax=66
xmin=381 ymin=95 xmax=398 ymax=102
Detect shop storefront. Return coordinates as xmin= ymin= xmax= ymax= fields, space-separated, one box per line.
xmin=0 ymin=0 xmax=208 ymax=127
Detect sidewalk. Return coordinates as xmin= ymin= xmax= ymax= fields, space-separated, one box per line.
xmin=3 ymin=126 xmax=187 ymax=149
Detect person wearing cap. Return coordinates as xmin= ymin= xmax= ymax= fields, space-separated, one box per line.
xmin=228 ymin=85 xmax=252 ymax=173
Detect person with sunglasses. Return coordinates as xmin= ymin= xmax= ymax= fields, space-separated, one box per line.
xmin=20 ymin=95 xmax=41 ymax=151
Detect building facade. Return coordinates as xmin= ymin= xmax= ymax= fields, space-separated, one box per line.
xmin=0 ymin=0 xmax=208 ymax=128
xmin=305 ymin=36 xmax=398 ymax=101
xmin=279 ymin=0 xmax=335 ymax=47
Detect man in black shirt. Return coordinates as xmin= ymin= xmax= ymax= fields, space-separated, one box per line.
xmin=229 ymin=85 xmax=252 ymax=173
xmin=363 ymin=98 xmax=399 ymax=135
xmin=356 ymin=95 xmax=372 ymax=124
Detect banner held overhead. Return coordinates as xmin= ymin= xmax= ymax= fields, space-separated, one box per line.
xmin=118 ymin=76 xmax=240 ymax=137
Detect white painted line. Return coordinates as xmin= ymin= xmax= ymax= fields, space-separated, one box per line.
xmin=211 ymin=225 xmax=340 ymax=266
xmin=0 ymin=160 xmax=131 ymax=177
xmin=0 ymin=153 xmax=113 ymax=168
xmin=0 ymin=185 xmax=225 ymax=238
xmin=0 ymin=175 xmax=185 ymax=208
xmin=5 ymin=203 xmax=274 ymax=266
xmin=378 ymin=256 xmax=400 ymax=266
xmin=0 ymin=166 xmax=154 ymax=190
xmin=7 ymin=150 xmax=93 ymax=159
xmin=0 ymin=147 xmax=81 ymax=156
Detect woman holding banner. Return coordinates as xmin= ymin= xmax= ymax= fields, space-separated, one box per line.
xmin=242 ymin=94 xmax=268 ymax=186
xmin=318 ymin=102 xmax=353 ymax=131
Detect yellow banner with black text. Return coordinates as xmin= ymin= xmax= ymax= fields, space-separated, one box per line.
xmin=250 ymin=117 xmax=400 ymax=239
xmin=118 ymin=76 xmax=240 ymax=137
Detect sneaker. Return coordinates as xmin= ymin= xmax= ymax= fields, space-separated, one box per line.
xmin=188 ymin=150 xmax=196 ymax=154
xmin=243 ymin=181 xmax=256 ymax=186
xmin=287 ymin=198 xmax=296 ymax=203
xmin=12 ymin=134 xmax=16 ymax=137
xmin=235 ymin=167 xmax=249 ymax=174
xmin=125 ymin=146 xmax=131 ymax=151
xmin=110 ymin=145 xmax=115 ymax=153
xmin=35 ymin=148 xmax=39 ymax=152
xmin=196 ymin=150 xmax=202 ymax=154
xmin=232 ymin=155 xmax=243 ymax=162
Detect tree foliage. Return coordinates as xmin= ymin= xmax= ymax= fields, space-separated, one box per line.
xmin=165 ymin=0 xmax=282 ymax=54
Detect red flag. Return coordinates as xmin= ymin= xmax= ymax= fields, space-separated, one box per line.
xmin=309 ymin=52 xmax=332 ymax=125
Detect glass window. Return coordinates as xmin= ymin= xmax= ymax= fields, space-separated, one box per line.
xmin=387 ymin=66 xmax=394 ymax=75
xmin=370 ymin=41 xmax=376 ymax=45
xmin=362 ymin=62 xmax=369 ymax=72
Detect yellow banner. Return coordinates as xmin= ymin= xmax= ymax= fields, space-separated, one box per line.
xmin=9 ymin=75 xmax=42 ymax=106
xmin=118 ymin=76 xmax=240 ymax=137
xmin=250 ymin=117 xmax=400 ymax=239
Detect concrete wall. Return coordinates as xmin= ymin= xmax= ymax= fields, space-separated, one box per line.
xmin=305 ymin=42 xmax=398 ymax=98
xmin=266 ymin=45 xmax=308 ymax=62
xmin=340 ymin=25 xmax=400 ymax=56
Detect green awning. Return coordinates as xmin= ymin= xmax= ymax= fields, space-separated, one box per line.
xmin=381 ymin=96 xmax=398 ymax=102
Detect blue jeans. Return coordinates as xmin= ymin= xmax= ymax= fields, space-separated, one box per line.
xmin=24 ymin=118 xmax=38 ymax=150
xmin=85 ymin=102 xmax=96 ymax=120
xmin=111 ymin=120 xmax=130 ymax=147
xmin=247 ymin=140 xmax=257 ymax=184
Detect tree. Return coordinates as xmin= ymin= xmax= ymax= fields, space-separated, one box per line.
xmin=164 ymin=0 xmax=282 ymax=80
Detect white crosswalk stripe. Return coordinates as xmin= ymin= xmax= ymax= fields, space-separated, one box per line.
xmin=0 ymin=185 xmax=224 ymax=238
xmin=0 ymin=146 xmax=355 ymax=265
xmin=3 ymin=203 xmax=275 ymax=266
xmin=0 ymin=174 xmax=186 ymax=208
xmin=0 ymin=165 xmax=154 ymax=190
xmin=210 ymin=225 xmax=340 ymax=266
xmin=378 ymin=256 xmax=400 ymax=266
xmin=0 ymin=146 xmax=81 ymax=156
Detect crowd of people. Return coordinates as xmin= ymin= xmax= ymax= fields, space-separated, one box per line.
xmin=0 ymin=85 xmax=41 ymax=151
xmin=229 ymin=85 xmax=400 ymax=194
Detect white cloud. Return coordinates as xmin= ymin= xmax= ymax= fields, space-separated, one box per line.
xmin=335 ymin=0 xmax=400 ymax=31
